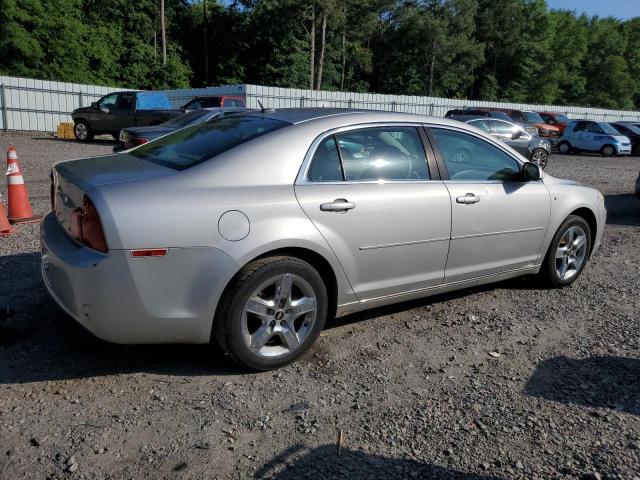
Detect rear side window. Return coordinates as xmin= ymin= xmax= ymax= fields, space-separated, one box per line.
xmin=128 ymin=115 xmax=290 ymax=170
xmin=307 ymin=136 xmax=343 ymax=182
xmin=432 ymin=128 xmax=520 ymax=182
xmin=337 ymin=127 xmax=429 ymax=181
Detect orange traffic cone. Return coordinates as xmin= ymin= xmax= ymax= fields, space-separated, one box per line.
xmin=6 ymin=146 xmax=38 ymax=224
xmin=0 ymin=194 xmax=13 ymax=236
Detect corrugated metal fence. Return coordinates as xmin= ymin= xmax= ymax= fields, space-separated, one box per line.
xmin=2 ymin=75 xmax=640 ymax=132
xmin=0 ymin=76 xmax=126 ymax=132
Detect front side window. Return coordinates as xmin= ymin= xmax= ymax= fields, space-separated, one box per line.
xmin=128 ymin=115 xmax=290 ymax=170
xmin=490 ymin=120 xmax=517 ymax=136
xmin=336 ymin=127 xmax=429 ymax=181
xmin=468 ymin=120 xmax=491 ymax=133
xmin=585 ymin=122 xmax=604 ymax=134
xmin=98 ymin=93 xmax=118 ymax=109
xmin=432 ymin=129 xmax=521 ymax=182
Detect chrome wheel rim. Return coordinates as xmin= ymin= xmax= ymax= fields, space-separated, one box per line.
xmin=532 ymin=149 xmax=548 ymax=168
xmin=555 ymin=226 xmax=588 ymax=280
xmin=75 ymin=123 xmax=87 ymax=140
xmin=241 ymin=274 xmax=317 ymax=358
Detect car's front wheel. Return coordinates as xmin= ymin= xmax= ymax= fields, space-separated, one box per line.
xmin=74 ymin=120 xmax=93 ymax=142
xmin=601 ymin=144 xmax=615 ymax=157
xmin=557 ymin=141 xmax=571 ymax=154
xmin=215 ymin=256 xmax=328 ymax=370
xmin=530 ymin=148 xmax=549 ymax=169
xmin=541 ymin=215 xmax=592 ymax=288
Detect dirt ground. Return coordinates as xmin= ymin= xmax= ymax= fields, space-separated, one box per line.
xmin=0 ymin=131 xmax=639 ymax=480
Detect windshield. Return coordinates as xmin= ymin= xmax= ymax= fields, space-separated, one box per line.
xmin=620 ymin=123 xmax=640 ymax=135
xmin=488 ymin=112 xmax=512 ymax=121
xmin=161 ymin=110 xmax=214 ymax=128
xmin=522 ymin=112 xmax=545 ymax=123
xmin=129 ymin=115 xmax=290 ymax=170
xmin=555 ymin=114 xmax=570 ymax=123
xmin=599 ymin=122 xmax=622 ymax=135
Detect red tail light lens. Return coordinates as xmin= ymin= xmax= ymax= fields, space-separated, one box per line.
xmin=80 ymin=196 xmax=108 ymax=252
xmin=131 ymin=137 xmax=149 ymax=146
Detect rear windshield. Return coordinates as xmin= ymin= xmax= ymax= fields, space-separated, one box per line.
xmin=128 ymin=115 xmax=290 ymax=170
xmin=522 ymin=112 xmax=545 ymax=123
xmin=161 ymin=109 xmax=214 ymax=128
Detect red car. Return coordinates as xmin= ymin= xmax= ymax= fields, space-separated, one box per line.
xmin=538 ymin=112 xmax=571 ymax=135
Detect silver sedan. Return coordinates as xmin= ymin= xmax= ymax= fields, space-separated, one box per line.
xmin=41 ymin=109 xmax=606 ymax=370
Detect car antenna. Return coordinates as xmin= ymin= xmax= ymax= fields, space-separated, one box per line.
xmin=256 ymin=100 xmax=274 ymax=113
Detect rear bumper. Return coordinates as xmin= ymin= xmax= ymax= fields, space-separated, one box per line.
xmin=40 ymin=213 xmax=239 ymax=344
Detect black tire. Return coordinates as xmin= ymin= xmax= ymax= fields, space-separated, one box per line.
xmin=633 ymin=143 xmax=640 ymax=157
xmin=557 ymin=141 xmax=571 ymax=155
xmin=540 ymin=215 xmax=592 ymax=288
xmin=73 ymin=120 xmax=93 ymax=142
xmin=214 ymin=256 xmax=328 ymax=371
xmin=530 ymin=148 xmax=549 ymax=169
xmin=600 ymin=144 xmax=615 ymax=157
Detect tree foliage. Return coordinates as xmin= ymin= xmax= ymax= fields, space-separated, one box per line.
xmin=0 ymin=0 xmax=639 ymax=109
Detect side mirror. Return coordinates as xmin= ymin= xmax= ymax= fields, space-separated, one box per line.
xmin=511 ymin=129 xmax=523 ymax=140
xmin=100 ymin=107 xmax=110 ymax=114
xmin=91 ymin=102 xmax=98 ymax=108
xmin=522 ymin=162 xmax=541 ymax=181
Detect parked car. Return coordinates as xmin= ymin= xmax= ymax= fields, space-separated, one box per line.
xmin=558 ymin=120 xmax=631 ymax=156
xmin=538 ymin=112 xmax=571 ymax=135
xmin=457 ymin=116 xmax=552 ymax=169
xmin=609 ymin=122 xmax=640 ymax=156
xmin=42 ymin=109 xmax=605 ymax=370
xmin=473 ymin=107 xmax=561 ymax=143
xmin=181 ymin=95 xmax=246 ymax=111
xmin=113 ymin=108 xmax=249 ymax=152
xmin=445 ymin=108 xmax=512 ymax=122
xmin=72 ymin=91 xmax=182 ymax=142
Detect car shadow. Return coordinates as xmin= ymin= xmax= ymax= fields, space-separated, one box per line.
xmin=605 ymin=193 xmax=640 ymax=227
xmin=254 ymin=444 xmax=504 ymax=479
xmin=523 ymin=356 xmax=640 ymax=416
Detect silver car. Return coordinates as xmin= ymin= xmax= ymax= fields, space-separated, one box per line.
xmin=455 ymin=116 xmax=552 ymax=169
xmin=41 ymin=109 xmax=606 ymax=370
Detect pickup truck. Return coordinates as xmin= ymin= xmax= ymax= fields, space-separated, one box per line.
xmin=71 ymin=91 xmax=182 ymax=142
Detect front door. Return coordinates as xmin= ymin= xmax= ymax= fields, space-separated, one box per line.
xmin=89 ymin=92 xmax=119 ymax=134
xmin=295 ymin=125 xmax=451 ymax=301
xmin=427 ymin=127 xmax=551 ymax=283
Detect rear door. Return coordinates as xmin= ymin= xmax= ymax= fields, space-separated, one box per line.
xmin=427 ymin=126 xmax=550 ymax=282
xmin=295 ymin=124 xmax=451 ymax=301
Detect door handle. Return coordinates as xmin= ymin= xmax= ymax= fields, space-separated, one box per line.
xmin=320 ymin=198 xmax=356 ymax=212
xmin=456 ymin=193 xmax=480 ymax=204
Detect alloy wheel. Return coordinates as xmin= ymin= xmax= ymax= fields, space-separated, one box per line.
xmin=75 ymin=123 xmax=88 ymax=140
xmin=555 ymin=225 xmax=588 ymax=281
xmin=531 ymin=149 xmax=549 ymax=169
xmin=241 ymin=273 xmax=317 ymax=358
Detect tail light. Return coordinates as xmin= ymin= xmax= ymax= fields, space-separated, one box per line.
xmin=68 ymin=195 xmax=108 ymax=252
xmin=131 ymin=137 xmax=149 ymax=146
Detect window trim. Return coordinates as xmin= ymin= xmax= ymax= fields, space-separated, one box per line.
xmin=424 ymin=125 xmax=530 ymax=184
xmin=297 ymin=122 xmax=441 ymax=185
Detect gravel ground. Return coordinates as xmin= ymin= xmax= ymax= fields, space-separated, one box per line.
xmin=0 ymin=132 xmax=639 ymax=480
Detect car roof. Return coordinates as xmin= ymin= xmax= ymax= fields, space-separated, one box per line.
xmin=242 ymin=108 xmax=471 ymax=127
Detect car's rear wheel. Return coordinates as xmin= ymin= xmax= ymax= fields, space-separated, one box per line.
xmin=74 ymin=120 xmax=93 ymax=142
xmin=601 ymin=144 xmax=615 ymax=157
xmin=540 ymin=215 xmax=592 ymax=288
xmin=557 ymin=141 xmax=571 ymax=154
xmin=530 ymin=148 xmax=549 ymax=169
xmin=633 ymin=143 xmax=640 ymax=157
xmin=214 ymin=256 xmax=328 ymax=371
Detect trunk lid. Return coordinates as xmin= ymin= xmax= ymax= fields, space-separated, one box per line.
xmin=52 ymin=153 xmax=174 ymax=241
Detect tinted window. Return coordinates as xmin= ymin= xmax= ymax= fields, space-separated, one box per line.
xmin=202 ymin=98 xmax=222 ymax=108
xmin=117 ymin=93 xmax=135 ymax=110
xmin=336 ymin=127 xmax=429 ymax=181
xmin=510 ymin=112 xmax=524 ymax=122
xmin=308 ymin=136 xmax=343 ymax=182
xmin=490 ymin=120 xmax=516 ymax=135
xmin=128 ymin=115 xmax=289 ymax=170
xmin=185 ymin=99 xmax=202 ymax=109
xmin=522 ymin=112 xmax=544 ymax=123
xmin=161 ymin=109 xmax=214 ymax=128
xmin=573 ymin=122 xmax=587 ymax=132
xmin=585 ymin=122 xmax=603 ymax=133
xmin=433 ymin=129 xmax=521 ymax=181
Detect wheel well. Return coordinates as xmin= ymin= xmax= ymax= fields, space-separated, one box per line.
xmin=210 ymin=247 xmax=339 ymax=344
xmin=570 ymin=207 xmax=597 ymax=252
